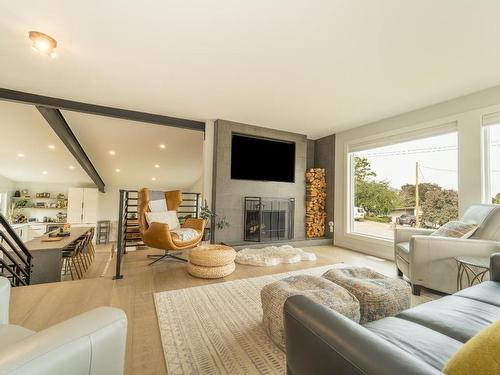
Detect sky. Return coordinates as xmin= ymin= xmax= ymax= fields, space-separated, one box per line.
xmin=354 ymin=128 xmax=500 ymax=199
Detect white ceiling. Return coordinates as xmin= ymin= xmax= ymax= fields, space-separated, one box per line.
xmin=0 ymin=101 xmax=92 ymax=184
xmin=64 ymin=112 xmax=204 ymax=190
xmin=1 ymin=1 xmax=500 ymax=138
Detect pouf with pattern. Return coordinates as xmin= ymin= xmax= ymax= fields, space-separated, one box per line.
xmin=260 ymin=274 xmax=360 ymax=351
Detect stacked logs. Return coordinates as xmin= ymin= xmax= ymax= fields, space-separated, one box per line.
xmin=306 ymin=168 xmax=327 ymax=238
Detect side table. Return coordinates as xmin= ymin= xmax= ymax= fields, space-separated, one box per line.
xmin=455 ymin=256 xmax=490 ymax=291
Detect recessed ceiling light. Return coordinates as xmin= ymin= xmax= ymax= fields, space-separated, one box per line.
xmin=151 ymin=177 xmax=156 ymax=181
xmin=109 ymin=150 xmax=116 ymax=156
xmin=68 ymin=165 xmax=75 ymax=170
xmin=48 ymin=144 xmax=55 ymax=150
xmin=42 ymin=171 xmax=48 ymax=175
xmin=159 ymin=144 xmax=166 ymax=149
xmin=154 ymin=164 xmax=160 ymax=168
xmin=115 ymin=168 xmax=121 ymax=173
xmin=17 ymin=153 xmax=25 ymax=158
xmin=29 ymin=31 xmax=57 ymax=58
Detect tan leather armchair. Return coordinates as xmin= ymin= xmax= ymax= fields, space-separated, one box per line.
xmin=138 ymin=188 xmax=205 ymax=264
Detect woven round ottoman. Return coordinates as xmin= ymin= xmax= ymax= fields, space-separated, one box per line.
xmin=260 ymin=274 xmax=360 ymax=351
xmin=322 ymin=267 xmax=411 ymax=324
xmin=187 ymin=244 xmax=236 ymax=279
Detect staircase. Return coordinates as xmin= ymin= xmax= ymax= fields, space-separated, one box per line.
xmin=0 ymin=214 xmax=33 ymax=286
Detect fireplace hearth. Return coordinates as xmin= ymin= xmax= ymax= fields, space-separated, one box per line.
xmin=244 ymin=197 xmax=294 ymax=242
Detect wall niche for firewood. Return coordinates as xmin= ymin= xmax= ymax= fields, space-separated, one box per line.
xmin=306 ymin=168 xmax=326 ymax=238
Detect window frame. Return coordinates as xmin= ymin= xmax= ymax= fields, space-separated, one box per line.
xmin=345 ymin=122 xmax=458 ymax=243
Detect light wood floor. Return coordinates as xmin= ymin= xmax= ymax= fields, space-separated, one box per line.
xmin=9 ymin=245 xmax=437 ymax=375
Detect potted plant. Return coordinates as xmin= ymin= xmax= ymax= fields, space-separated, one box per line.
xmin=200 ymin=200 xmax=230 ymax=242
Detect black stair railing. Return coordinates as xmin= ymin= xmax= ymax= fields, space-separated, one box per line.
xmin=0 ymin=214 xmax=33 ymax=286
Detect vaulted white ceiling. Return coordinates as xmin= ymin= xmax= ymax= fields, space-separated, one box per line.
xmin=1 ymin=1 xmax=500 ymax=138
xmin=0 ymin=101 xmax=92 ymax=184
xmin=64 ymin=112 xmax=204 ymax=190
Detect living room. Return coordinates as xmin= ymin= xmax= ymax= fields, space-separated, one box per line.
xmin=1 ymin=2 xmax=500 ymax=375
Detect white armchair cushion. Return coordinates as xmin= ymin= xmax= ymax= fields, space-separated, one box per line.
xmin=0 ymin=277 xmax=10 ymax=325
xmin=0 ymin=307 xmax=127 ymax=375
xmin=148 ymin=199 xmax=168 ymax=212
xmin=0 ymin=325 xmax=35 ymax=352
xmin=431 ymin=221 xmax=478 ymax=239
xmin=145 ymin=211 xmax=180 ymax=230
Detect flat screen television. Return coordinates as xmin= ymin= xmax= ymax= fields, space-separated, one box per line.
xmin=231 ymin=134 xmax=296 ymax=183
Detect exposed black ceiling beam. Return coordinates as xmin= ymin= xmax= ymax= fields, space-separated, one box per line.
xmin=36 ymin=106 xmax=106 ymax=193
xmin=0 ymin=88 xmax=205 ymax=132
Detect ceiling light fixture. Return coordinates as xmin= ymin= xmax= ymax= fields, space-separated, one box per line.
xmin=115 ymin=168 xmax=121 ymax=173
xmin=154 ymin=164 xmax=160 ymax=168
xmin=42 ymin=171 xmax=48 ymax=175
xmin=159 ymin=144 xmax=166 ymax=149
xmin=109 ymin=150 xmax=116 ymax=156
xmin=152 ymin=177 xmax=156 ymax=181
xmin=17 ymin=153 xmax=25 ymax=158
xmin=69 ymin=165 xmax=75 ymax=170
xmin=48 ymin=144 xmax=55 ymax=150
xmin=29 ymin=31 xmax=57 ymax=58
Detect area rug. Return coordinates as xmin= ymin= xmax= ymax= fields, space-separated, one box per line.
xmin=235 ymin=245 xmax=317 ymax=266
xmin=154 ymin=264 xmax=345 ymax=375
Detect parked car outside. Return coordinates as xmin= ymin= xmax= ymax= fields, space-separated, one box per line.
xmin=396 ymin=214 xmax=416 ymax=226
xmin=353 ymin=207 xmax=365 ymax=221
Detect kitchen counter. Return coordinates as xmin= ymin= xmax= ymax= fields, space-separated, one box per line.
xmin=24 ymin=226 xmax=92 ymax=284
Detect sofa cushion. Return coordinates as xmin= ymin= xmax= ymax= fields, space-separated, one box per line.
xmin=454 ymin=281 xmax=500 ymax=308
xmin=0 ymin=324 xmax=35 ymax=354
xmin=365 ymin=317 xmax=462 ymax=370
xmin=443 ymin=320 xmax=500 ymax=375
xmin=397 ymin=295 xmax=500 ymax=343
xmin=395 ymin=242 xmax=410 ymax=262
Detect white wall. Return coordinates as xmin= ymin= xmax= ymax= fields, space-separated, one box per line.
xmin=334 ymin=85 xmax=500 ymax=259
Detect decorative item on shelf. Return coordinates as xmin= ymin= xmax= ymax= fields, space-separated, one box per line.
xmin=56 ymin=211 xmax=67 ymax=222
xmin=36 ymin=192 xmax=51 ymax=198
xmin=14 ymin=190 xmax=21 ymax=198
xmin=12 ymin=212 xmax=27 ymax=224
xmin=14 ymin=199 xmax=28 ymax=208
xmin=55 ymin=199 xmax=67 ymax=209
xmin=56 ymin=193 xmax=65 ymax=199
xmin=36 ymin=202 xmax=46 ymax=208
xmin=306 ymin=168 xmax=327 ymax=238
xmin=200 ymin=199 xmax=230 ymax=242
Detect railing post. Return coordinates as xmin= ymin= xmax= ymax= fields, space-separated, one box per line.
xmin=113 ymin=190 xmax=125 ymax=280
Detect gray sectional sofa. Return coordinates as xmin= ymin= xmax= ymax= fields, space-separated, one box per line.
xmin=284 ymin=253 xmax=500 ymax=375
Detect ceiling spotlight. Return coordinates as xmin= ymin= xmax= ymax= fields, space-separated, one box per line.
xmin=152 ymin=177 xmax=157 ymax=181
xmin=159 ymin=144 xmax=166 ymax=149
xmin=29 ymin=31 xmax=57 ymax=57
xmin=42 ymin=171 xmax=48 ymax=175
xmin=69 ymin=165 xmax=75 ymax=170
xmin=48 ymin=144 xmax=55 ymax=150
xmin=115 ymin=168 xmax=121 ymax=173
xmin=17 ymin=153 xmax=25 ymax=158
xmin=109 ymin=150 xmax=116 ymax=156
xmin=154 ymin=164 xmax=160 ymax=168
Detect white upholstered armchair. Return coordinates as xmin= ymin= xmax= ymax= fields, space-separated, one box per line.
xmin=0 ymin=277 xmax=127 ymax=375
xmin=394 ymin=204 xmax=500 ymax=295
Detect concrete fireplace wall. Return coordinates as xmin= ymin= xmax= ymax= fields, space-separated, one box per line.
xmin=211 ymin=119 xmax=307 ymax=244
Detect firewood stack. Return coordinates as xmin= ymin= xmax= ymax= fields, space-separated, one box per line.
xmin=306 ymin=168 xmax=327 ymax=238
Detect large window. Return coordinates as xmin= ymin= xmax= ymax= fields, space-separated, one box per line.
xmin=349 ymin=131 xmax=459 ymax=240
xmin=484 ymin=122 xmax=500 ymax=203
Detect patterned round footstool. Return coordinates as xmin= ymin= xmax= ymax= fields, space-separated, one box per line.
xmin=187 ymin=244 xmax=236 ymax=279
xmin=260 ymin=274 xmax=360 ymax=351
xmin=322 ymin=267 xmax=411 ymax=324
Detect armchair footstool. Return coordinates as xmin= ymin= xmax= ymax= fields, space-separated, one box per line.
xmin=261 ymin=274 xmax=360 ymax=351
xmin=322 ymin=266 xmax=411 ymax=324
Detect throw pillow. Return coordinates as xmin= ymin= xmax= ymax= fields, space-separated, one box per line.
xmin=431 ymin=221 xmax=478 ymax=239
xmin=149 ymin=199 xmax=168 ymax=212
xmin=443 ymin=320 xmax=500 ymax=375
xmin=145 ymin=211 xmax=180 ymax=230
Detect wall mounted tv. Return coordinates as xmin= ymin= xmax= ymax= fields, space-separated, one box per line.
xmin=231 ymin=134 xmax=296 ymax=183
